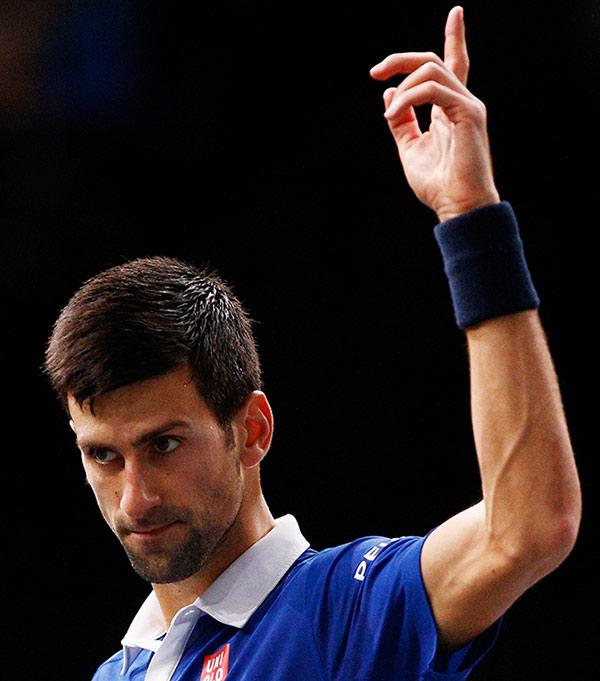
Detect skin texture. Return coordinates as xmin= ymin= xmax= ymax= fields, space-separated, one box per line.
xmin=69 ymin=364 xmax=276 ymax=626
xmin=370 ymin=6 xmax=581 ymax=648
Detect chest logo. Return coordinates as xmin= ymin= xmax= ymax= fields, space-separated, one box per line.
xmin=200 ymin=643 xmax=230 ymax=681
xmin=353 ymin=539 xmax=400 ymax=582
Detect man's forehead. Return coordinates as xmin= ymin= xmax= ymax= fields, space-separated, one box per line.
xmin=66 ymin=368 xmax=212 ymax=440
xmin=67 ymin=367 xmax=199 ymax=417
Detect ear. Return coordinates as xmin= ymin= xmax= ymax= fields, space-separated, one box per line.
xmin=237 ymin=391 xmax=274 ymax=468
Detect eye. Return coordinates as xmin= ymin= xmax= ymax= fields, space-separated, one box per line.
xmin=154 ymin=436 xmax=180 ymax=455
xmin=87 ymin=449 xmax=120 ymax=465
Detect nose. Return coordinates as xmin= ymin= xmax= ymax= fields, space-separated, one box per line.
xmin=119 ymin=459 xmax=162 ymax=521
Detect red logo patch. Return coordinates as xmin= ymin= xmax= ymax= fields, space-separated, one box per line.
xmin=200 ymin=643 xmax=230 ymax=681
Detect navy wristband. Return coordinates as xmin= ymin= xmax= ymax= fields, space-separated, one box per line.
xmin=433 ymin=201 xmax=540 ymax=329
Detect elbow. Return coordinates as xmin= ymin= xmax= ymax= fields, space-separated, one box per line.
xmin=515 ymin=504 xmax=581 ymax=579
xmin=490 ymin=476 xmax=582 ymax=580
xmin=538 ymin=465 xmax=582 ymax=568
xmin=507 ymin=440 xmax=582 ymax=575
xmin=538 ymin=510 xmax=580 ymax=565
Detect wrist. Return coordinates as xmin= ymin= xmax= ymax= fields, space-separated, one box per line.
xmin=435 ymin=191 xmax=501 ymax=223
xmin=434 ymin=201 xmax=540 ymax=329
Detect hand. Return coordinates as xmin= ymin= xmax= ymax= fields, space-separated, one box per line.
xmin=369 ymin=6 xmax=500 ymax=223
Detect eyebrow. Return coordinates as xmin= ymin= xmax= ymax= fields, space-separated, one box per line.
xmin=76 ymin=419 xmax=192 ymax=452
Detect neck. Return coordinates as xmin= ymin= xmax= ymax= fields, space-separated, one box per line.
xmin=152 ymin=493 xmax=275 ymax=627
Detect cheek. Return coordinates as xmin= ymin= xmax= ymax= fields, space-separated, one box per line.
xmin=183 ymin=454 xmax=242 ymax=509
xmin=185 ymin=437 xmax=240 ymax=486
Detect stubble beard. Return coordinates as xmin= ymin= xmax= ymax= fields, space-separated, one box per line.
xmin=116 ymin=497 xmax=243 ymax=584
xmin=122 ymin=522 xmax=217 ymax=583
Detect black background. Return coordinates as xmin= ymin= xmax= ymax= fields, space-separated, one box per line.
xmin=3 ymin=1 xmax=594 ymax=678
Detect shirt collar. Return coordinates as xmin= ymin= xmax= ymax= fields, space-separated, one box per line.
xmin=121 ymin=514 xmax=310 ymax=666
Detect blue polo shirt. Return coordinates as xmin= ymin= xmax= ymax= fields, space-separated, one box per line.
xmin=92 ymin=515 xmax=500 ymax=680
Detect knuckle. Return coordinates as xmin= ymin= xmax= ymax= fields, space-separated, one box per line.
xmin=424 ymin=51 xmax=443 ymax=65
xmin=422 ymin=61 xmax=444 ymax=77
xmin=470 ymin=98 xmax=487 ymax=121
xmin=423 ymin=81 xmax=439 ymax=97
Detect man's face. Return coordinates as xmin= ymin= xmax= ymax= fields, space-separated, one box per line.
xmin=68 ymin=365 xmax=244 ymax=584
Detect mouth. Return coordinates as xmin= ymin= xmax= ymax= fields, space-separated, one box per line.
xmin=128 ymin=521 xmax=181 ymax=538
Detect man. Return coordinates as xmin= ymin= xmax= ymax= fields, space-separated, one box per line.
xmin=45 ymin=6 xmax=581 ymax=680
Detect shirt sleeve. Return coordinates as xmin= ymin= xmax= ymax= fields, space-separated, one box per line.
xmin=305 ymin=534 xmax=501 ymax=681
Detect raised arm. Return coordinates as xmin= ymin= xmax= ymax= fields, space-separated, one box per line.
xmin=370 ymin=6 xmax=581 ymax=649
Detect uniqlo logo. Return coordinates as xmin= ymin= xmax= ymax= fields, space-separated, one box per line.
xmin=200 ymin=643 xmax=230 ymax=681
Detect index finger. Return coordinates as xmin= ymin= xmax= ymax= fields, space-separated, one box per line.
xmin=444 ymin=6 xmax=469 ymax=85
xmin=369 ymin=51 xmax=445 ymax=80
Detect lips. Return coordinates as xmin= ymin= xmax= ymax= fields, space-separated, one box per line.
xmin=122 ymin=520 xmax=180 ymax=537
xmin=128 ymin=521 xmax=180 ymax=537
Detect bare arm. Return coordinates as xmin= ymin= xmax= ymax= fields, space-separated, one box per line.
xmin=422 ymin=310 xmax=580 ymax=647
xmin=370 ymin=6 xmax=581 ymax=649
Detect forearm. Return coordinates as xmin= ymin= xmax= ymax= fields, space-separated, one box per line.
xmin=467 ymin=309 xmax=581 ymax=567
xmin=374 ymin=10 xmax=582 ymax=649
xmin=433 ymin=198 xmax=581 ymax=577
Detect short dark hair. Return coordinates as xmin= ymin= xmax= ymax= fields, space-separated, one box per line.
xmin=44 ymin=256 xmax=263 ymax=430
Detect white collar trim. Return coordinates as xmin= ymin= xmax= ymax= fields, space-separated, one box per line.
xmin=120 ymin=514 xmax=310 ymax=672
